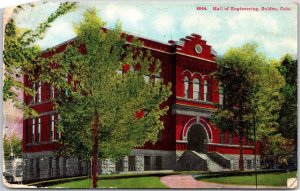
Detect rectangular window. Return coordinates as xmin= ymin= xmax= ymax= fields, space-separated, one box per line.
xmin=57 ymin=114 xmax=61 ymax=139
xmin=65 ymin=73 xmax=69 ymax=96
xmin=36 ymin=82 xmax=42 ymax=103
xmin=246 ymin=137 xmax=250 ymax=145
xmin=128 ymin=156 xmax=136 ymax=171
xmin=36 ymin=158 xmax=40 ymax=178
xmin=143 ymin=75 xmax=150 ymax=83
xmin=48 ymin=157 xmax=53 ymax=177
xmin=155 ymin=156 xmax=162 ymax=170
xmin=219 ymin=93 xmax=224 ymax=105
xmin=220 ymin=132 xmax=224 ymax=144
xmin=36 ymin=117 xmax=41 ymax=143
xmin=55 ymin=157 xmax=60 ymax=177
xmin=31 ymin=118 xmax=35 ymax=143
xmin=50 ymin=85 xmax=55 ymax=99
xmin=50 ymin=114 xmax=55 ymax=141
xmin=31 ymin=83 xmax=36 ymax=103
xmin=144 ymin=156 xmax=151 ymax=171
xmin=115 ymin=158 xmax=124 ymax=172
xmin=228 ymin=133 xmax=232 ymax=144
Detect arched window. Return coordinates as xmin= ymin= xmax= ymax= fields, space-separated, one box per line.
xmin=184 ymin=76 xmax=190 ymax=98
xmin=204 ymin=80 xmax=211 ymax=102
xmin=193 ymin=78 xmax=200 ymax=100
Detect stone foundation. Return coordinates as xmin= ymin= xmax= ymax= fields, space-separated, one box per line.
xmin=23 ymin=149 xmax=176 ymax=181
xmin=22 ymin=151 xmax=90 ymax=181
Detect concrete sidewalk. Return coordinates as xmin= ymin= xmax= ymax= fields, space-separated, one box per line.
xmin=160 ymin=174 xmax=288 ymax=189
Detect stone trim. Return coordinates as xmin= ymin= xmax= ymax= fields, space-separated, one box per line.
xmin=172 ymin=104 xmax=213 ymax=117
xmin=207 ymin=143 xmax=255 ymax=149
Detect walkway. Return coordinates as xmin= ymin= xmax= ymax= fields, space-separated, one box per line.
xmin=160 ymin=175 xmax=287 ymax=189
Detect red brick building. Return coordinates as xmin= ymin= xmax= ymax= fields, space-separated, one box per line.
xmin=22 ymin=33 xmax=260 ymax=181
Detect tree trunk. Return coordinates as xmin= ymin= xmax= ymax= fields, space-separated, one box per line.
xmin=239 ymin=135 xmax=244 ymax=171
xmin=92 ymin=110 xmax=99 ymax=188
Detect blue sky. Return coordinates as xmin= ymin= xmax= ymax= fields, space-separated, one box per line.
xmin=12 ymin=1 xmax=298 ymax=60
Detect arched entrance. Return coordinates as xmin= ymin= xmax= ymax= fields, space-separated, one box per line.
xmin=187 ymin=124 xmax=208 ymax=153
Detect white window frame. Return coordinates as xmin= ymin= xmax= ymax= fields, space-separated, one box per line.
xmin=36 ymin=117 xmax=41 ymax=143
xmin=193 ymin=78 xmax=200 ymax=100
xmin=50 ymin=114 xmax=55 ymax=141
xmin=184 ymin=76 xmax=190 ymax=99
xmin=58 ymin=114 xmax=62 ymax=139
xmin=31 ymin=118 xmax=35 ymax=143
xmin=37 ymin=82 xmax=42 ymax=103
xmin=50 ymin=85 xmax=55 ymax=99
xmin=32 ymin=83 xmax=36 ymax=103
xmin=204 ymin=80 xmax=211 ymax=102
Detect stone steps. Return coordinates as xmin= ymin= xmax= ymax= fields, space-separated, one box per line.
xmin=191 ymin=151 xmax=227 ymax=172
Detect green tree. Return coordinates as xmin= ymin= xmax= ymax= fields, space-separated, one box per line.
xmin=41 ymin=9 xmax=171 ymax=188
xmin=3 ymin=134 xmax=22 ymax=160
xmin=277 ymin=54 xmax=297 ymax=167
xmin=3 ymin=2 xmax=77 ymax=118
xmin=212 ymin=43 xmax=284 ymax=171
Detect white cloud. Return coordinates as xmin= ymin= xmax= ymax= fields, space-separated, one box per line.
xmin=153 ymin=14 xmax=174 ymax=34
xmin=181 ymin=12 xmax=222 ymax=33
xmin=227 ymin=12 xmax=279 ymax=35
xmin=37 ymin=18 xmax=76 ymax=49
xmin=103 ymin=4 xmax=144 ymax=25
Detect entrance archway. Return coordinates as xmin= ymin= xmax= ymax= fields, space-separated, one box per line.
xmin=187 ymin=124 xmax=208 ymax=153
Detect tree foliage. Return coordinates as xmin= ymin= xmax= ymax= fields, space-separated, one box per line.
xmin=212 ymin=43 xmax=284 ymax=170
xmin=40 ymin=8 xmax=171 ymax=186
xmin=3 ymin=134 xmax=22 ymax=160
xmin=277 ymin=54 xmax=297 ymax=141
xmin=3 ymin=2 xmax=77 ymax=118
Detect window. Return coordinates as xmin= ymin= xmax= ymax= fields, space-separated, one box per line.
xmin=219 ymin=92 xmax=223 ymax=105
xmin=48 ymin=157 xmax=53 ymax=177
xmin=155 ymin=156 xmax=162 ymax=170
xmin=57 ymin=114 xmax=62 ymax=139
xmin=204 ymin=80 xmax=211 ymax=102
xmin=220 ymin=132 xmax=224 ymax=144
xmin=228 ymin=133 xmax=232 ymax=144
xmin=50 ymin=85 xmax=55 ymax=99
xmin=36 ymin=158 xmax=40 ymax=178
xmin=36 ymin=82 xmax=42 ymax=103
xmin=128 ymin=156 xmax=136 ymax=171
xmin=115 ymin=158 xmax=124 ymax=172
xmin=144 ymin=156 xmax=151 ymax=171
xmin=50 ymin=114 xmax=55 ymax=141
xmin=31 ymin=83 xmax=36 ymax=103
xmin=184 ymin=76 xmax=190 ymax=98
xmin=193 ymin=78 xmax=200 ymax=100
xmin=155 ymin=74 xmax=162 ymax=84
xmin=246 ymin=137 xmax=250 ymax=145
xmin=31 ymin=118 xmax=35 ymax=143
xmin=143 ymin=75 xmax=150 ymax=83
xmin=65 ymin=73 xmax=69 ymax=96
xmin=36 ymin=118 xmax=41 ymax=143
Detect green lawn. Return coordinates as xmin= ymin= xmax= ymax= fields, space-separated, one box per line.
xmin=48 ymin=176 xmax=167 ymax=189
xmin=198 ymin=171 xmax=297 ymax=187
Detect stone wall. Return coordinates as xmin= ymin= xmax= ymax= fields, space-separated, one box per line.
xmin=22 ymin=151 xmax=89 ymax=181
xmin=223 ymin=154 xmax=261 ymax=170
xmin=23 ymin=149 xmax=176 ymax=181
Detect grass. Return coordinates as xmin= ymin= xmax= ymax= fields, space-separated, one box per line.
xmin=197 ymin=171 xmax=297 ymax=187
xmin=48 ymin=176 xmax=167 ymax=188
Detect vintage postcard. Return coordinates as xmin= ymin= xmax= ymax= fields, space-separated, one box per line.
xmin=2 ymin=0 xmax=298 ymax=189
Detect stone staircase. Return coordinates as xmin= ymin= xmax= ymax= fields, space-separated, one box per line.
xmin=192 ymin=151 xmax=227 ymax=172
xmin=176 ymin=150 xmax=230 ymax=172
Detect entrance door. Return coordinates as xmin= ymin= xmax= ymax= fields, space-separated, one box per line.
xmin=187 ymin=124 xmax=207 ymax=152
